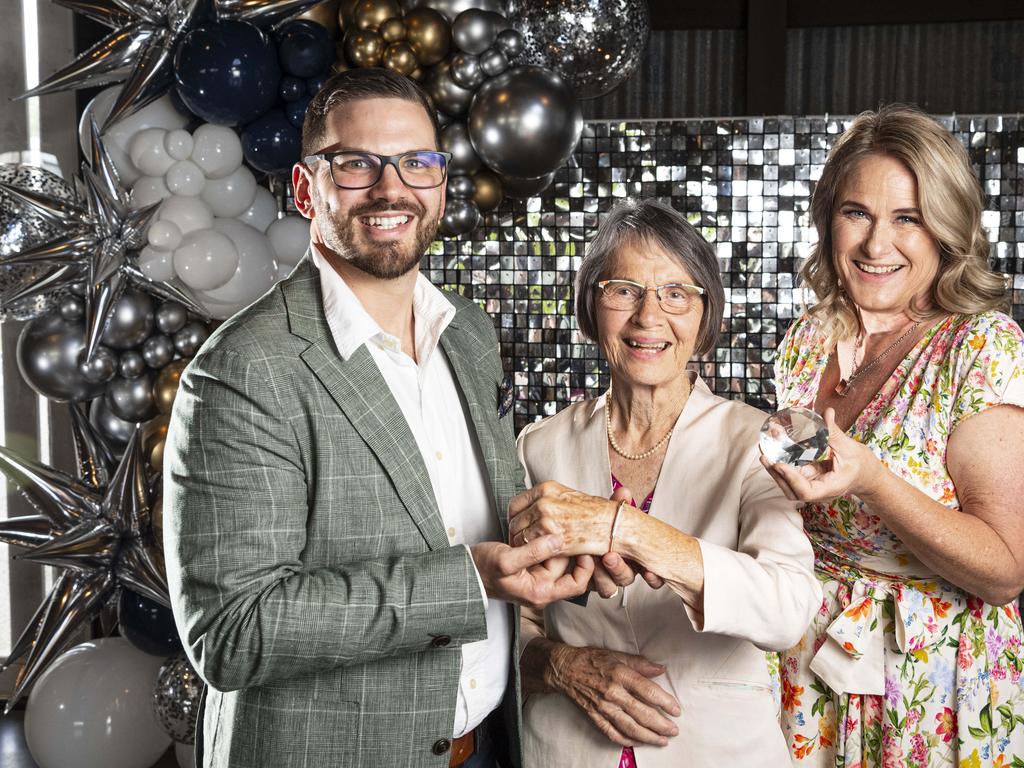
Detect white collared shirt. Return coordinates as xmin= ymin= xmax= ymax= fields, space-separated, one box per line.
xmin=310 ymin=246 xmax=509 ymax=737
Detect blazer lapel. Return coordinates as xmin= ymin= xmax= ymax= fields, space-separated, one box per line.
xmin=282 ymin=256 xmax=450 ymax=551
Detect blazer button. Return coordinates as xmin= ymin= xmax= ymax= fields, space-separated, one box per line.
xmin=430 ymin=635 xmax=451 ymax=648
xmin=432 ymin=738 xmax=451 ymax=755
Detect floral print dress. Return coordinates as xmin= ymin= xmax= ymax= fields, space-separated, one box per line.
xmin=773 ymin=311 xmax=1024 ymax=768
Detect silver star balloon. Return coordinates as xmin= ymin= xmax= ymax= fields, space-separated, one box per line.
xmin=0 ymin=416 xmax=166 ymax=713
xmin=20 ymin=0 xmax=327 ymax=128
xmin=0 ymin=121 xmax=207 ymax=361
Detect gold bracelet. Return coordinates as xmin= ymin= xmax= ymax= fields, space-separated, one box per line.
xmin=608 ymin=500 xmax=626 ymax=552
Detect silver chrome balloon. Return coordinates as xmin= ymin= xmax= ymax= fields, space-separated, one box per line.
xmin=494 ymin=27 xmax=522 ymax=58
xmin=154 ymin=301 xmax=188 ymax=335
xmin=142 ymin=334 xmax=176 ymax=369
xmin=90 ymin=393 xmax=140 ymax=446
xmin=452 ymin=8 xmax=497 ymax=55
xmin=403 ymin=0 xmax=506 ymax=24
xmin=118 ymin=350 xmax=147 ymax=379
xmin=500 ymin=170 xmax=556 ymax=199
xmin=467 ymin=65 xmax=582 ymax=179
xmin=506 ymin=0 xmax=650 ymax=99
xmin=100 ymin=289 xmax=155 ymax=350
xmin=16 ymin=313 xmax=108 ymax=402
xmin=447 ymin=175 xmax=476 ymax=198
xmin=173 ymin=321 xmax=210 ymax=357
xmin=106 ymin=372 xmax=158 ymax=422
xmin=450 ymin=52 xmax=485 ymax=90
xmin=441 ymin=197 xmax=482 ymax=236
xmin=440 ymin=122 xmax=483 ymax=176
xmin=79 ymin=345 xmax=119 ymax=384
xmin=424 ymin=59 xmax=476 ymax=117
xmin=478 ymin=46 xmax=508 ymax=77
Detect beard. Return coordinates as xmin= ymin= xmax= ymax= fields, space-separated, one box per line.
xmin=312 ymin=191 xmax=439 ymax=280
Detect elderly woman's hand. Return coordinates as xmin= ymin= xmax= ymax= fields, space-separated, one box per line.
xmin=508 ymin=480 xmax=621 ymax=557
xmin=522 ymin=638 xmax=681 ymax=747
xmin=761 ymin=408 xmax=885 ymax=503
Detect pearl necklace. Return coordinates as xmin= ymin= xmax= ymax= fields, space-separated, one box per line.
xmin=605 ymin=386 xmax=675 ymax=461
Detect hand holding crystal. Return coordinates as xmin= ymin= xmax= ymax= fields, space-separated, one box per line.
xmin=760 ymin=407 xmax=884 ymax=503
xmin=508 ymin=480 xmax=623 ymax=557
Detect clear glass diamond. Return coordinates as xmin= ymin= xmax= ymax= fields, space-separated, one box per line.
xmin=759 ymin=407 xmax=830 ymax=466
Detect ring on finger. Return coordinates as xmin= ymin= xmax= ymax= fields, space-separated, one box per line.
xmin=603 ymin=587 xmax=620 ymax=599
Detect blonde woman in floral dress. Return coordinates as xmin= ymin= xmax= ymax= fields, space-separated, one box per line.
xmin=762 ymin=104 xmax=1024 ymax=767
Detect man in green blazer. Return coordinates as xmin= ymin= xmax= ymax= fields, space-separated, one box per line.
xmin=163 ymin=68 xmax=593 ymax=768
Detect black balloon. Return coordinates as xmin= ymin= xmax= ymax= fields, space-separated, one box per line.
xmin=175 ymin=21 xmax=282 ymax=126
xmin=241 ymin=109 xmax=303 ymax=174
xmin=450 ymin=52 xmax=485 ymax=90
xmin=58 ymin=296 xmax=84 ymax=321
xmin=501 ymin=170 xmax=556 ymax=199
xmin=118 ymin=589 xmax=183 ymax=657
xmin=468 ymin=66 xmax=582 ymax=179
xmin=16 ymin=314 xmax=107 ymax=402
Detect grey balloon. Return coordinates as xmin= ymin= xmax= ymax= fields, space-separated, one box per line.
xmin=118 ymin=350 xmax=146 ymax=379
xmin=452 ymin=8 xmax=497 ymax=55
xmin=495 ymin=28 xmax=523 ymax=58
xmin=507 ymin=0 xmax=650 ymax=99
xmin=142 ymin=334 xmax=176 ymax=369
xmin=404 ymin=0 xmax=506 ymax=24
xmin=478 ymin=46 xmax=508 ymax=77
xmin=447 ymin=175 xmax=476 ymax=198
xmin=79 ymin=345 xmax=118 ymax=384
xmin=424 ymin=59 xmax=476 ymax=117
xmin=89 ymin=392 xmax=138 ymax=447
xmin=155 ymin=301 xmax=188 ymax=335
xmin=100 ymin=289 xmax=155 ymax=350
xmin=468 ymin=66 xmax=582 ymax=179
xmin=440 ymin=122 xmax=483 ymax=176
xmin=59 ymin=296 xmax=85 ymax=321
xmin=450 ymin=52 xmax=485 ymax=90
xmin=441 ymin=197 xmax=481 ymax=236
xmin=16 ymin=313 xmax=108 ymax=402
xmin=501 ymin=170 xmax=556 ymax=199
xmin=173 ymin=321 xmax=210 ymax=357
xmin=106 ymin=372 xmax=157 ymax=423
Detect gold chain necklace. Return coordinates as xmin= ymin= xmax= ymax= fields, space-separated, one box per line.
xmin=605 ymin=385 xmax=675 ymax=461
xmin=834 ymin=320 xmax=920 ymax=397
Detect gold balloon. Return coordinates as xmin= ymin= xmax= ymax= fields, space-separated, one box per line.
xmin=154 ymin=359 xmax=190 ymax=415
xmin=337 ymin=0 xmax=359 ymax=30
xmin=383 ymin=42 xmax=418 ymax=76
xmin=410 ymin=67 xmax=424 ymax=81
xmin=298 ymin=0 xmax=341 ymax=38
xmin=353 ymin=0 xmax=402 ymax=31
xmin=142 ymin=414 xmax=170 ymax=474
xmin=404 ymin=7 xmax=450 ymax=67
xmin=151 ymin=497 xmax=163 ymax=544
xmin=344 ymin=29 xmax=385 ymax=67
xmin=471 ymin=170 xmax=504 ymax=212
xmin=380 ymin=17 xmax=406 ymax=43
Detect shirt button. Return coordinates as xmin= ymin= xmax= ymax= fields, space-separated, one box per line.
xmin=447 ymin=527 xmax=456 ymax=538
xmin=432 ymin=738 xmax=451 ymax=755
xmin=430 ymin=635 xmax=451 ymax=648
xmin=435 ymin=450 xmax=443 ymax=461
xmin=469 ymin=678 xmax=477 ymax=689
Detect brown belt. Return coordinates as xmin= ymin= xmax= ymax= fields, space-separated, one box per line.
xmin=449 ymin=728 xmax=475 ymax=768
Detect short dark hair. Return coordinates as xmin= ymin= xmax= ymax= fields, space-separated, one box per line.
xmin=575 ymin=199 xmax=725 ymax=358
xmin=301 ymin=68 xmax=440 ymax=157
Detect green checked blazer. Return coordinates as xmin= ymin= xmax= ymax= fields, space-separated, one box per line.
xmin=163 ymin=254 xmax=525 ymax=768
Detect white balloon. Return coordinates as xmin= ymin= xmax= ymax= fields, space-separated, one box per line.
xmin=24 ymin=638 xmax=171 ymax=768
xmin=196 ymin=219 xmax=278 ymax=318
xmin=173 ymin=229 xmax=240 ymax=291
xmin=158 ymin=196 xmax=214 ymax=235
xmin=165 ymin=129 xmax=194 ymax=161
xmin=165 ymin=160 xmax=206 ymax=196
xmin=200 ymin=165 xmax=257 ymax=218
xmin=130 ymin=176 xmax=172 ymax=209
xmin=80 ymin=86 xmax=189 ymax=186
xmin=238 ymin=186 xmax=278 ymax=233
xmin=128 ymin=127 xmax=173 ymax=177
xmin=138 ymin=245 xmax=176 ymax=282
xmin=266 ymin=215 xmax=311 ymax=267
xmin=278 ymin=261 xmax=300 ymax=281
xmin=190 ymin=124 xmax=243 ymax=179
xmin=147 ymin=219 xmax=182 ymax=251
xmin=175 ymin=742 xmax=196 ymax=768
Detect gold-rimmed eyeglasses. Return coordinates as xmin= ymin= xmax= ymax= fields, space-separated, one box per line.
xmin=595 ymin=279 xmax=705 ymax=314
xmin=303 ymin=150 xmax=453 ymax=189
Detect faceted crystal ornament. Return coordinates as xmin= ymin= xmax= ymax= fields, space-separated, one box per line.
xmin=759 ymin=407 xmax=830 ymax=466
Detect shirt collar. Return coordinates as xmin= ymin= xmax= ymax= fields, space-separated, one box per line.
xmin=310 ymin=243 xmax=455 ymax=364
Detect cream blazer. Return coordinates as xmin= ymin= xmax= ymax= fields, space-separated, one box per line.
xmin=516 ymin=376 xmax=821 ymax=768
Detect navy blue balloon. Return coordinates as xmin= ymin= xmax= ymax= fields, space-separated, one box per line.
xmin=242 ymin=109 xmax=302 ymax=174
xmin=286 ymin=96 xmax=311 ymax=128
xmin=277 ymin=20 xmax=333 ymax=78
xmin=279 ymin=76 xmax=305 ymax=102
xmin=174 ymin=21 xmax=281 ymax=126
xmin=118 ymin=589 xmax=183 ymax=656
xmin=306 ymin=73 xmax=330 ymax=97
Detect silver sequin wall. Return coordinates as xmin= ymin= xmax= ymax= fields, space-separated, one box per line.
xmin=424 ymin=116 xmax=1024 ymax=429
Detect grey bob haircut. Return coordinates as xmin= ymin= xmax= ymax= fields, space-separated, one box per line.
xmin=574 ymin=198 xmax=725 ymax=358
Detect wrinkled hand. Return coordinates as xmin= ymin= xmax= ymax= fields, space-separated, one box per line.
xmin=471 ymin=537 xmax=594 ymax=611
xmin=548 ymin=644 xmax=680 ymax=747
xmin=590 ymin=486 xmax=664 ymax=597
xmin=760 ymin=407 xmax=884 ymax=503
xmin=508 ymin=480 xmax=619 ymax=557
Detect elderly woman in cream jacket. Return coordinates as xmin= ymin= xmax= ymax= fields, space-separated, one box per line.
xmin=509 ymin=199 xmax=821 ymax=768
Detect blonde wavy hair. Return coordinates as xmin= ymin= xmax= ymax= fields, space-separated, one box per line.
xmin=801 ymin=104 xmax=1009 ymax=341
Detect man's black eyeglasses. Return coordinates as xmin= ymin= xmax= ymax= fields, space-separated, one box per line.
xmin=303 ymin=150 xmax=453 ymax=190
